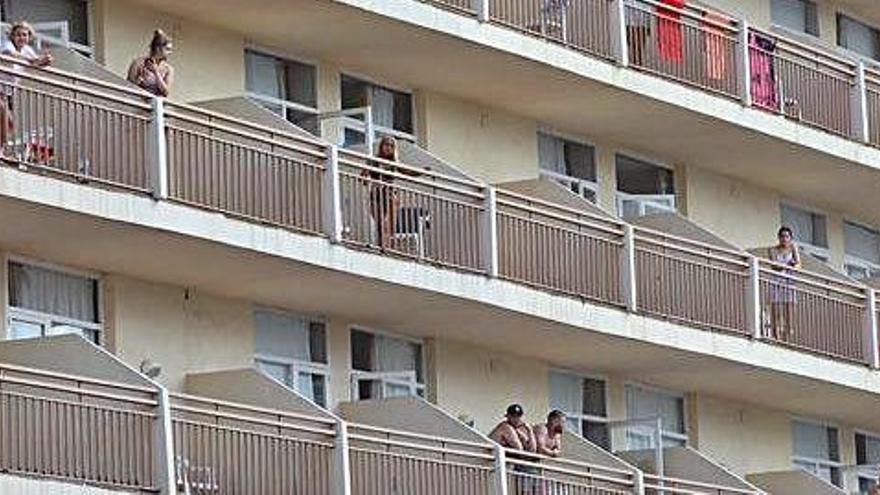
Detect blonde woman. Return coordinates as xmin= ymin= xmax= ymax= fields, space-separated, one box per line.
xmin=127 ymin=30 xmax=175 ymax=97
xmin=1 ymin=21 xmax=53 ymax=158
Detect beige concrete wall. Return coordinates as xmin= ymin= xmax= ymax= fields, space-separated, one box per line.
xmin=419 ymin=91 xmax=538 ymax=184
xmin=683 ymin=165 xmax=781 ymax=250
xmin=93 ymin=0 xmax=245 ymax=102
xmin=691 ymin=394 xmax=793 ymax=475
xmin=431 ymin=338 xmax=549 ymax=434
xmin=106 ymin=276 xmax=254 ymax=391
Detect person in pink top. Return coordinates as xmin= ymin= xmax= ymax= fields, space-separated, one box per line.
xmin=1 ymin=21 xmax=53 ymax=159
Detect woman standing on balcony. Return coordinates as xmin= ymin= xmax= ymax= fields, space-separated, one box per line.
xmin=0 ymin=21 xmax=53 ymax=159
xmin=127 ymin=30 xmax=174 ymax=97
xmin=365 ymin=136 xmax=400 ymax=250
xmin=768 ymin=226 xmax=801 ymax=342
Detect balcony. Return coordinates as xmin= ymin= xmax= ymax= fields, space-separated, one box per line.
xmin=2 ymin=54 xmax=879 ymax=370
xmin=0 ymin=335 xmax=782 ymax=494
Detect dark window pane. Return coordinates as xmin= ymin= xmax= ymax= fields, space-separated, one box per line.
xmin=584 ymin=421 xmax=610 ymax=450
xmin=351 ymin=330 xmax=374 ymax=371
xmin=309 ymin=322 xmax=327 ymax=364
xmin=311 ymin=373 xmax=326 ymax=407
xmin=582 ymin=378 xmax=606 ymax=417
xmin=616 ymin=154 xmax=675 ymax=195
xmin=393 ymin=91 xmax=413 ymax=134
xmin=341 ymin=76 xmax=369 ymax=111
xmin=564 ymin=142 xmax=596 ymax=181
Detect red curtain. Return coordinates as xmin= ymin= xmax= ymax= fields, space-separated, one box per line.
xmin=658 ymin=0 xmax=686 ymax=61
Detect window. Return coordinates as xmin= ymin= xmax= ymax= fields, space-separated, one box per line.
xmin=838 ymin=15 xmax=880 ymax=61
xmin=856 ymin=432 xmax=880 ymax=494
xmin=624 ymin=384 xmax=686 ymax=449
xmin=780 ymin=204 xmax=828 ymax=262
xmin=340 ymin=75 xmax=414 ymax=147
xmin=1 ymin=0 xmax=91 ymax=54
xmin=253 ymin=308 xmax=328 ymax=407
xmin=538 ymin=132 xmax=598 ymax=202
xmin=844 ymin=221 xmax=880 ymax=279
xmin=245 ymin=50 xmax=319 ymax=135
xmin=549 ymin=371 xmax=609 ymax=449
xmin=615 ymin=154 xmax=676 ymax=218
xmin=350 ymin=328 xmax=424 ymax=401
xmin=6 ymin=260 xmax=100 ymax=343
xmin=792 ymin=419 xmax=842 ymax=487
xmin=771 ymin=0 xmax=819 ymax=37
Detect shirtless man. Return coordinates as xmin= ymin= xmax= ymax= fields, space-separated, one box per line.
xmin=489 ymin=404 xmax=536 ymax=452
xmin=533 ymin=410 xmax=565 ymax=458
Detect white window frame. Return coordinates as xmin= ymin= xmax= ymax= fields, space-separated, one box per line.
xmin=623 ymin=382 xmax=688 ymax=448
xmin=548 ymin=369 xmax=610 ymax=443
xmin=791 ymin=417 xmax=843 ymax=488
xmin=536 ymin=129 xmax=599 ymax=204
xmin=349 ymin=326 xmax=425 ymax=401
xmin=244 ymin=47 xmax=319 ymax=133
xmin=854 ymin=429 xmax=880 ymax=492
xmin=843 ymin=220 xmax=880 ymax=279
xmin=252 ymin=306 xmax=330 ymax=406
xmin=779 ymin=202 xmax=830 ymax=263
xmin=614 ymin=152 xmax=676 ymax=218
xmin=338 ymin=72 xmax=417 ymax=147
xmin=4 ymin=254 xmax=102 ymax=344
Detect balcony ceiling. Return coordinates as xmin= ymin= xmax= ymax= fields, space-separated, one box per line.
xmin=1 ymin=183 xmax=879 ymax=432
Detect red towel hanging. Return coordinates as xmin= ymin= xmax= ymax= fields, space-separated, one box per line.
xmin=658 ymin=0 xmax=686 ymax=62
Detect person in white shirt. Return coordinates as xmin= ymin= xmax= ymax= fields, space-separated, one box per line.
xmin=1 ymin=21 xmax=53 ymax=158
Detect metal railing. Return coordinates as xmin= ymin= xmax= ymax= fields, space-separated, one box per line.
xmin=0 ymin=363 xmax=160 ymax=491
xmin=539 ymin=169 xmax=599 ymax=203
xmin=425 ymin=0 xmax=479 ymax=15
xmin=338 ymin=149 xmax=487 ymax=271
xmin=164 ymin=101 xmax=328 ymax=235
xmin=748 ymin=28 xmax=858 ymax=138
xmin=489 ymin=0 xmax=615 ymax=59
xmin=866 ymin=65 xmax=880 ymax=148
xmin=625 ymin=0 xmax=741 ymax=99
xmin=347 ymin=422 xmax=497 ymax=495
xmin=3 ymin=57 xmax=879 ymax=370
xmin=0 ymin=55 xmax=153 ymax=192
xmin=496 ymin=188 xmax=627 ymax=306
xmin=506 ymin=450 xmax=637 ymax=495
xmin=169 ymin=393 xmax=337 ymax=495
xmin=634 ymin=228 xmax=751 ymax=335
xmin=642 ymin=474 xmax=760 ymax=495
xmin=758 ymin=259 xmax=868 ymax=364
xmin=414 ymin=0 xmax=880 ymax=145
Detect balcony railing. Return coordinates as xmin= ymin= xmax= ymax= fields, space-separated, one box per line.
xmin=506 ymin=450 xmax=638 ymax=494
xmin=164 ymin=101 xmax=327 ymax=236
xmin=0 ymin=363 xmax=161 ymax=491
xmin=758 ymin=259 xmax=868 ymax=363
xmin=0 ymin=55 xmax=153 ymax=192
xmin=625 ymin=0 xmax=741 ymax=99
xmin=3 ymin=59 xmax=880 ymax=371
xmin=347 ymin=422 xmax=497 ymax=494
xmin=419 ymin=0 xmax=880 ymax=146
xmin=634 ymin=228 xmax=751 ymax=336
xmin=496 ymin=188 xmax=625 ymax=305
xmin=169 ymin=393 xmax=338 ymax=494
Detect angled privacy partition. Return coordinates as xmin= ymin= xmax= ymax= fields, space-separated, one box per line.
xmin=0 ymin=335 xmax=168 ymax=493
xmin=747 ymin=470 xmax=846 ymax=495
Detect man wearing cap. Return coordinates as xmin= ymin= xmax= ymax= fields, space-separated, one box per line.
xmin=489 ymin=404 xmax=536 ymax=452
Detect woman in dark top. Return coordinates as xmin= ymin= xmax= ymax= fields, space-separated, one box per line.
xmin=366 ymin=136 xmax=399 ymax=249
